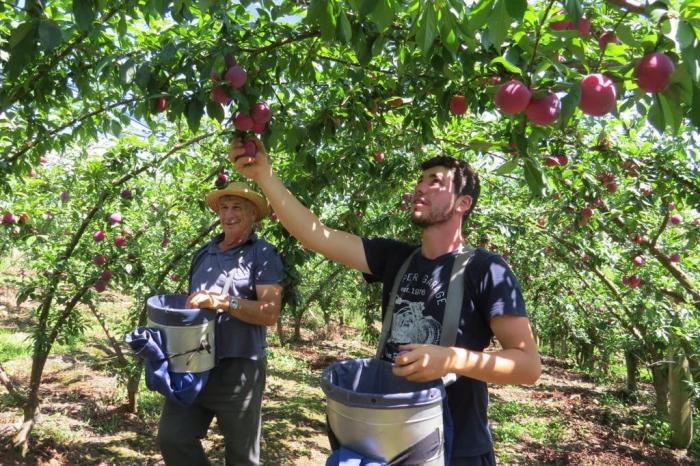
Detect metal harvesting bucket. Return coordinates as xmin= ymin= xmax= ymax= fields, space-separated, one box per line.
xmin=146 ymin=294 xmax=215 ymax=373
xmin=321 ymin=358 xmax=446 ymax=465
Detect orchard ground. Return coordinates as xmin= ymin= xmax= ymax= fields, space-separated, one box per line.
xmin=0 ymin=279 xmax=698 ymax=465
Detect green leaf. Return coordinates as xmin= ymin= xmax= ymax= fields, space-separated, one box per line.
xmin=119 ymin=59 xmax=138 ymax=85
xmin=490 ymin=56 xmax=522 ymax=74
xmin=94 ymin=56 xmax=111 ymax=76
xmin=369 ymin=0 xmax=396 ymax=32
xmin=658 ymin=92 xmax=682 ymax=134
xmin=662 ymin=18 xmax=695 ymax=50
xmin=559 ymin=83 xmax=581 ymax=128
xmin=135 ymin=64 xmax=152 ymax=91
xmin=513 ymin=130 xmax=528 ymax=156
xmin=111 ymin=120 xmax=122 ymax=137
xmin=487 ymin=0 xmax=509 ymax=50
xmin=523 ymin=158 xmax=545 ymax=198
xmin=10 ymin=22 xmax=37 ymax=48
xmin=117 ymin=15 xmax=127 ymax=37
xmin=308 ymin=0 xmax=337 ymax=41
xmin=439 ymin=8 xmax=459 ymax=55
xmin=6 ymin=23 xmax=38 ymax=80
xmin=690 ymin=83 xmax=700 ymax=127
xmin=682 ymin=44 xmax=700 ymax=81
xmin=206 ymin=100 xmax=225 ymax=123
xmin=73 ymin=0 xmax=96 ymax=32
xmin=467 ymin=0 xmax=495 ymax=33
xmin=198 ymin=0 xmax=214 ymax=12
xmin=186 ymin=98 xmax=204 ymax=133
xmin=353 ymin=30 xmax=373 ymax=65
xmin=494 ymin=159 xmax=519 ymax=175
xmin=356 ymin=0 xmax=377 ymax=17
xmin=420 ymin=117 xmax=434 ymax=142
xmin=564 ymin=0 xmax=583 ymax=22
xmin=371 ymin=34 xmax=387 ymax=57
xmin=648 ymin=95 xmax=666 ymax=133
xmin=416 ymin=3 xmax=437 ymax=53
xmin=615 ymin=24 xmax=641 ymax=47
xmin=505 ymin=0 xmax=526 ymax=21
xmin=38 ymin=20 xmax=63 ymax=51
xmin=160 ymin=41 xmax=177 ymax=62
xmin=338 ymin=10 xmax=353 ymax=43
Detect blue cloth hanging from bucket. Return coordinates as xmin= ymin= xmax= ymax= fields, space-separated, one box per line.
xmin=325 ymin=446 xmax=387 ymax=466
xmin=126 ymin=327 xmax=209 ymax=406
xmin=322 ymin=358 xmax=451 ymax=465
xmin=126 ymin=294 xmax=216 ymax=406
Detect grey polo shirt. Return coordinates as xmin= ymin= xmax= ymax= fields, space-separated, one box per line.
xmin=188 ymin=233 xmax=284 ymax=360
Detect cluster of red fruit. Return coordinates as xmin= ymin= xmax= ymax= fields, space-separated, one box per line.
xmin=622 ymin=274 xmax=643 ymax=289
xmin=596 ymin=172 xmax=618 ymax=193
xmin=543 ymin=154 xmax=568 ymax=167
xmin=210 ymin=53 xmax=271 ymax=169
xmin=578 ymin=205 xmax=594 ymax=226
xmin=215 ymin=168 xmax=229 ymax=188
xmin=90 ymin=188 xmax=137 ymax=292
xmin=1 ymin=211 xmax=30 ymax=225
xmin=494 ymin=48 xmax=674 ymax=125
xmin=211 ymin=53 xmax=272 ymax=182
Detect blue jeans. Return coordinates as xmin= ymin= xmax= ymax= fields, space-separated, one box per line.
xmin=157 ymin=357 xmax=266 ymax=466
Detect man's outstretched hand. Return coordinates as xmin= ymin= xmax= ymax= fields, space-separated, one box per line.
xmin=228 ymin=137 xmax=272 ymax=182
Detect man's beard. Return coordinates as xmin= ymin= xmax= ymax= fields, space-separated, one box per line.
xmin=411 ymin=203 xmax=455 ymax=227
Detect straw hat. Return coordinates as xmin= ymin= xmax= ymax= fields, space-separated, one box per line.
xmin=206 ymin=182 xmax=270 ymax=221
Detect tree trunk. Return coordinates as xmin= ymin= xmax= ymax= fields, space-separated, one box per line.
xmin=651 ymin=364 xmax=670 ymax=417
xmin=625 ymin=349 xmax=638 ymax=394
xmin=276 ymin=317 xmax=285 ymax=345
xmin=669 ymin=346 xmax=693 ymax=449
xmin=126 ymin=367 xmax=141 ymax=414
xmin=12 ymin=351 xmax=49 ymax=455
xmin=293 ymin=313 xmax=302 ymax=342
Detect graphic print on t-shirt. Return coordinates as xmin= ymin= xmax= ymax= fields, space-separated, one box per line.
xmin=383 ymin=257 xmax=450 ymax=361
xmin=390 ymin=297 xmax=441 ymax=346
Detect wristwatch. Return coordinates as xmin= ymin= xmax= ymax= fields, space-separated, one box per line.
xmin=228 ymin=295 xmax=240 ymax=312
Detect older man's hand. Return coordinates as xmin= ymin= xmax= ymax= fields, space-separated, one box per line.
xmin=186 ymin=291 xmax=227 ymax=311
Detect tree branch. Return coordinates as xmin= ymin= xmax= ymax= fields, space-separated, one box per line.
xmin=4 ymin=97 xmax=137 ymax=165
xmin=238 ymin=29 xmax=321 ymax=55
xmin=0 ymin=6 xmax=123 ymax=114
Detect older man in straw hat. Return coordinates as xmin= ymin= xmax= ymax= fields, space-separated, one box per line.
xmin=157 ymin=182 xmax=284 ymax=466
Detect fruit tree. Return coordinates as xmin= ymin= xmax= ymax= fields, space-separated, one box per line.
xmin=1 ymin=0 xmax=699 ymax=455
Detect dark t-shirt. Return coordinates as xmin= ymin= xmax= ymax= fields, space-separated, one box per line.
xmin=362 ymin=237 xmax=528 ymax=458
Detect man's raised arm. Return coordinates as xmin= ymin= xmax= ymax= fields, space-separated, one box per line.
xmin=229 ymin=138 xmax=370 ymax=275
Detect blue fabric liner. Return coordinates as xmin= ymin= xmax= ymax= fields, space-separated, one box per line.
xmin=327 ymin=426 xmax=443 ymax=466
xmin=321 ymin=358 xmax=445 ymax=409
xmin=146 ymin=294 xmax=212 ymax=326
xmin=125 ymin=326 xmax=209 ymax=406
xmin=325 ymin=447 xmax=387 ymax=466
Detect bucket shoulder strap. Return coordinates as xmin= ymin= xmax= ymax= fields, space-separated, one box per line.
xmin=439 ymin=246 xmax=476 ymax=347
xmin=375 ymin=247 xmax=420 ymax=358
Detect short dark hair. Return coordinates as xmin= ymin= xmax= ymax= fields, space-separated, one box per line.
xmin=420 ymin=156 xmax=480 ymax=219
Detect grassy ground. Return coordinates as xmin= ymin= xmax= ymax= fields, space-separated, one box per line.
xmin=0 ymin=279 xmax=698 ymax=465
